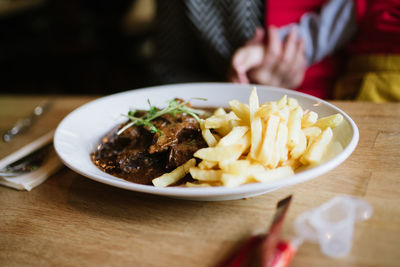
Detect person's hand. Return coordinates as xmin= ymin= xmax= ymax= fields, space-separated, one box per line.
xmin=228 ymin=28 xmax=265 ymax=84
xmin=228 ymin=26 xmax=306 ymax=89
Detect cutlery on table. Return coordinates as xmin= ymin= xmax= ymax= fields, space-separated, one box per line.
xmin=2 ymin=101 xmax=52 ymax=142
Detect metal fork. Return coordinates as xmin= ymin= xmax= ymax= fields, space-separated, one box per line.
xmin=0 ymin=142 xmax=53 ymax=177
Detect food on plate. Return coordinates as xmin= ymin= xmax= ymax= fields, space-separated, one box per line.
xmin=91 ymin=99 xmax=208 ymax=185
xmin=91 ymin=87 xmax=344 ymax=188
xmin=183 ymin=87 xmax=344 ymax=187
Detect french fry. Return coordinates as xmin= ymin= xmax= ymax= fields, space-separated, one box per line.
xmin=323 ymin=141 xmax=344 ymax=161
xmin=249 ymin=87 xmax=263 ymax=160
xmin=257 ymin=96 xmax=289 ymax=120
xmin=256 ymin=102 xmax=279 ymax=118
xmin=303 ymin=127 xmax=322 ymax=147
xmin=204 ymin=112 xmax=236 ymax=128
xmin=198 ymin=160 xmax=218 ymax=169
xmin=221 ymin=174 xmax=247 ymax=187
xmin=208 ymin=112 xmax=239 ymax=136
xmin=201 ymin=128 xmax=218 ymax=147
xmin=204 ymin=112 xmax=238 ymax=129
xmin=276 ymin=95 xmax=288 ymax=109
xmin=275 ymin=122 xmax=289 ymax=163
xmin=290 ymin=130 xmax=307 ymax=159
xmin=219 ymin=160 xmax=251 ymax=175
xmin=300 ymin=127 xmax=333 ymax=164
xmin=200 ymin=119 xmax=218 ymax=147
xmin=302 ymin=126 xmax=322 ymax=138
xmin=218 ymin=126 xmax=249 ymax=147
xmin=214 ymin=125 xmax=232 ymax=137
xmin=251 ymin=166 xmax=294 ymax=183
xmin=257 ymin=105 xmax=290 ymax=123
xmin=152 ymin=158 xmax=196 ymax=187
xmin=194 ymin=144 xmax=244 ymax=162
xmin=302 ymin=111 xmax=318 ymax=128
xmin=314 ymin=114 xmax=343 ymax=129
xmin=178 ymin=88 xmax=340 ymax=188
xmin=229 ymin=99 xmax=250 ymax=124
xmin=281 ymin=158 xmax=302 ymax=170
xmin=189 ymin=168 xmax=223 ymax=182
xmin=237 ymin=131 xmax=252 ymax=154
xmin=276 ymin=106 xmax=290 ymax=122
xmin=259 ymin=115 xmax=280 ymax=167
xmin=214 ymin=107 xmax=227 ymax=116
xmin=287 ymin=106 xmax=303 ymax=148
xmin=287 ymin=97 xmax=299 ymax=110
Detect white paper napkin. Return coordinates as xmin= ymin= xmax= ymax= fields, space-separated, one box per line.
xmin=0 ymin=131 xmax=63 ymax=191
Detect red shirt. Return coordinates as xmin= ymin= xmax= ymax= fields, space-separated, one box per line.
xmin=349 ymin=0 xmax=400 ymax=54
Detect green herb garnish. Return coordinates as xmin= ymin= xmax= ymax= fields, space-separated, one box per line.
xmin=117 ymin=98 xmax=207 ymax=135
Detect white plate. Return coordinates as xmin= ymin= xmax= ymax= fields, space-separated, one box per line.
xmin=54 ymin=83 xmax=359 ymax=201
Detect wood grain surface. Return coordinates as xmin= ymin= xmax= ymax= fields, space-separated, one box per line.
xmin=1 ymin=96 xmax=399 ymax=267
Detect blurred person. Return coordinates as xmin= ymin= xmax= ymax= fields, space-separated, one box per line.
xmin=228 ymin=26 xmax=306 ymax=90
xmin=232 ymin=0 xmax=400 ymax=102
xmin=229 ymin=0 xmax=355 ymax=99
xmin=229 ymin=0 xmax=357 ymax=99
xmin=151 ymin=0 xmax=354 ymax=99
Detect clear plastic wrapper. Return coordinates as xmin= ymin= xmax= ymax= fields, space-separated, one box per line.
xmin=294 ymin=195 xmax=373 ymax=258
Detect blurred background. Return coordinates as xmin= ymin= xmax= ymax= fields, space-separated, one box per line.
xmin=0 ymin=0 xmax=156 ymax=95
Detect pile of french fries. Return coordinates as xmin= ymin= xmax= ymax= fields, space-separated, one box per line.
xmin=152 ymin=87 xmax=343 ymax=188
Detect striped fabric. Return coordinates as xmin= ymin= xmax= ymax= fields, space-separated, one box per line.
xmin=152 ymin=0 xmax=264 ymax=84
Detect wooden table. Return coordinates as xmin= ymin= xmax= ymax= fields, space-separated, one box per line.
xmin=1 ymin=95 xmax=399 ymax=267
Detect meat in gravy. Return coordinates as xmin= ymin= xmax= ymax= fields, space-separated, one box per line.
xmin=91 ymin=112 xmax=207 ymax=185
